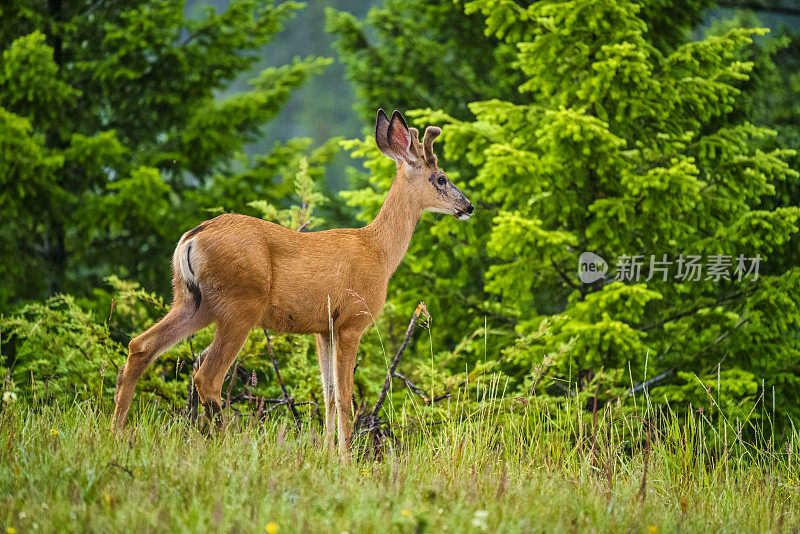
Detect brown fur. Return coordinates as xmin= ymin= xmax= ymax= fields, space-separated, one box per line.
xmin=111 ymin=110 xmax=474 ymax=458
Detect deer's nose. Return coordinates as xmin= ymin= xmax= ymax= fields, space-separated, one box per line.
xmin=466 ymin=202 xmax=474 ymax=215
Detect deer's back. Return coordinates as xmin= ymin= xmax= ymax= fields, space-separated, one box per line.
xmin=178 ymin=213 xmax=386 ymax=334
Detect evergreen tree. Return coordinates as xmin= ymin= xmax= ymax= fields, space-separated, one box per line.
xmin=442 ymin=0 xmax=799 ymax=423
xmin=334 ymin=0 xmax=800 ymax=424
xmin=710 ymin=8 xmax=800 ymax=274
xmin=0 ymin=0 xmax=333 ymax=307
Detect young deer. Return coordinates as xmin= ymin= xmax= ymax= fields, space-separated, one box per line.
xmin=111 ymin=109 xmax=474 ymax=457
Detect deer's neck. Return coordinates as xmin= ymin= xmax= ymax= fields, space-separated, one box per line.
xmin=366 ymin=175 xmax=422 ymax=277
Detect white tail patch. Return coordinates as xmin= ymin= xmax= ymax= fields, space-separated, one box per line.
xmin=174 ymin=237 xmax=203 ymax=309
xmin=173 ymin=238 xmax=197 ymax=285
xmin=172 ymin=238 xmax=202 ymax=292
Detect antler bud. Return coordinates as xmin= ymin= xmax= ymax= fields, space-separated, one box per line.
xmin=408 ymin=127 xmax=423 ymax=160
xmin=423 ymin=126 xmax=441 ymax=164
xmin=409 ymin=127 xmax=420 ymax=146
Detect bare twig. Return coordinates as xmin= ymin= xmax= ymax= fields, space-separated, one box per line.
xmin=627 ymin=369 xmax=674 ymax=396
xmin=392 ymin=371 xmax=430 ymax=402
xmin=351 ymin=303 xmax=428 ymax=459
xmin=224 ymin=359 xmax=238 ymax=409
xmin=108 ymin=461 xmax=133 ymax=477
xmin=186 ymin=341 xmax=203 ymax=422
xmin=640 ymin=291 xmax=745 ymax=331
xmin=372 ymin=303 xmax=423 ymax=418
xmin=551 ymin=258 xmax=586 ymax=297
xmin=392 ymin=371 xmax=452 ymax=404
xmin=308 ymin=392 xmax=321 ymax=424
xmin=264 ymin=330 xmax=303 ymax=430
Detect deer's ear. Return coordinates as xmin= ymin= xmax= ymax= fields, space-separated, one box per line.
xmin=375 ymin=109 xmax=392 ymax=157
xmin=375 ymin=109 xmax=415 ymax=163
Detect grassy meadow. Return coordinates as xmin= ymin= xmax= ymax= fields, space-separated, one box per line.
xmin=2 ymin=382 xmax=798 ymax=534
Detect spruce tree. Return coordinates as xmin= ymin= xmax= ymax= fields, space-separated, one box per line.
xmin=439 ymin=0 xmax=800 ymax=423
xmin=0 ymin=0 xmax=332 ymax=306
xmin=336 ymin=0 xmax=800 ymax=424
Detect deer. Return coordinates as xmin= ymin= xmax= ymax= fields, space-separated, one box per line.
xmin=111 ymin=109 xmax=474 ymax=457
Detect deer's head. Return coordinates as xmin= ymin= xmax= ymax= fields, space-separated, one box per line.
xmin=375 ymin=109 xmax=474 ymax=220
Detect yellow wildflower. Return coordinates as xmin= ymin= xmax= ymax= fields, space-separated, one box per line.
xmin=648 ymin=526 xmax=658 ymax=534
xmin=6 ymin=527 xmax=18 ymax=534
xmin=265 ymin=522 xmax=278 ymax=534
xmin=50 ymin=428 xmax=58 ymax=436
xmin=401 ymin=509 xmax=413 ymax=517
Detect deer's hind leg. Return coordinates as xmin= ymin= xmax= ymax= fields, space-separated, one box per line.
xmin=113 ymin=301 xmax=209 ymax=430
xmin=192 ymin=319 xmax=253 ymax=429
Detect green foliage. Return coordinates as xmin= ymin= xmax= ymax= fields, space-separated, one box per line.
xmin=0 ymin=296 xmax=126 ymax=403
xmin=327 ymin=0 xmax=736 ymax=379
xmin=326 ymin=0 xmax=524 ymax=122
xmin=709 ymin=10 xmax=800 ymax=275
xmin=328 ymin=0 xmax=524 ymax=367
xmin=3 ymin=0 xmax=800 ymax=457
xmin=0 ymin=0 xmax=333 ymax=307
xmin=333 ymin=0 xmax=800 ymax=429
xmin=442 ymin=0 xmax=800 ymax=424
xmin=248 ymin=155 xmax=328 ymax=230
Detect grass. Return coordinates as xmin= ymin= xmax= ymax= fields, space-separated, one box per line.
xmin=1 ymin=384 xmax=799 ymax=533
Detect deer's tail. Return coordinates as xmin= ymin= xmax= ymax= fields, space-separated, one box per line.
xmin=173 ymin=237 xmax=202 ymax=310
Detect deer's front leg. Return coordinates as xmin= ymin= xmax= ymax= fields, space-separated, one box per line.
xmin=334 ymin=329 xmax=362 ymax=459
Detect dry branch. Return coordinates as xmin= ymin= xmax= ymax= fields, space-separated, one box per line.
xmin=263 ymin=329 xmax=303 ymax=430
xmin=372 ymin=303 xmax=423 ymax=418
xmin=353 ymin=303 xmax=428 ymax=458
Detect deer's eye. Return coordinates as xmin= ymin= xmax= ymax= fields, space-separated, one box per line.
xmin=437 ymin=176 xmax=446 ymax=186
